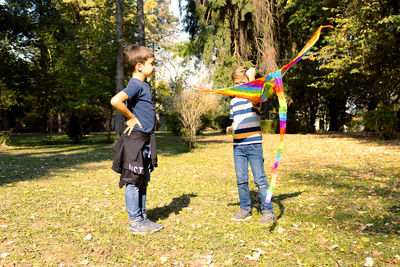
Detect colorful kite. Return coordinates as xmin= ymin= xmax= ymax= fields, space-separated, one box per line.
xmin=202 ymin=25 xmax=333 ymax=203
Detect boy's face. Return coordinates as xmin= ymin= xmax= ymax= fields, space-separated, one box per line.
xmin=233 ymin=75 xmax=249 ymax=85
xmin=137 ymin=57 xmax=155 ymax=78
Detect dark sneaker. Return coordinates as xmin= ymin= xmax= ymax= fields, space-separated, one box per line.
xmin=259 ymin=210 xmax=277 ymax=225
xmin=232 ymin=209 xmax=252 ymax=221
xmin=141 ymin=217 xmax=164 ymax=233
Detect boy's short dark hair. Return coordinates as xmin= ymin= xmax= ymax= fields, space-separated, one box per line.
xmin=125 ymin=46 xmax=154 ymax=73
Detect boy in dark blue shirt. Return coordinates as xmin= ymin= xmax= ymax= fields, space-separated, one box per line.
xmin=111 ymin=46 xmax=163 ymax=234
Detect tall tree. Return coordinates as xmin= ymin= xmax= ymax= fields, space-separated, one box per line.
xmin=137 ymin=0 xmax=145 ymax=45
xmin=115 ymin=0 xmax=125 ymax=134
xmin=1 ymin=0 xmax=180 ymax=135
xmin=183 ymin=0 xmax=280 ymax=87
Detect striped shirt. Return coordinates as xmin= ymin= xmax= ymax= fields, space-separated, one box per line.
xmin=230 ymin=97 xmax=262 ymax=145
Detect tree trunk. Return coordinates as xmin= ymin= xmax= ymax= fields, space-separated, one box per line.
xmin=115 ymin=0 xmax=125 ymax=135
xmin=1 ymin=110 xmax=7 ymax=130
xmin=107 ymin=109 xmax=113 ymax=143
xmin=309 ymin=102 xmax=317 ymax=133
xmin=328 ymin=98 xmax=339 ymax=131
xmin=137 ymin=0 xmax=145 ymax=45
xmin=58 ymin=113 xmax=62 ymax=133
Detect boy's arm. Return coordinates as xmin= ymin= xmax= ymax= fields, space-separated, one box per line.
xmin=246 ymin=68 xmax=261 ymax=110
xmin=110 ymin=91 xmax=143 ymax=135
xmin=227 ymin=102 xmax=234 ymax=134
xmin=245 ymin=67 xmax=256 ymax=82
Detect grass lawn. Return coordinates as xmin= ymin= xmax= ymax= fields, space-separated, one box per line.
xmin=0 ymin=132 xmax=399 ymax=266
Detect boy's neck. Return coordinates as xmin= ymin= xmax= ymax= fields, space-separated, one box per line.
xmin=132 ymin=72 xmax=146 ymax=82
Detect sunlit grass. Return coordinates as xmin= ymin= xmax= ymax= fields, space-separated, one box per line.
xmin=0 ymin=132 xmax=399 ymax=265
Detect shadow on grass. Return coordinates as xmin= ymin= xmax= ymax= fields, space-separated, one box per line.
xmin=196 ymin=131 xmax=231 ymax=145
xmin=8 ymin=133 xmax=114 ymax=147
xmin=0 ymin=144 xmax=112 ymax=186
xmin=155 ymin=131 xmax=190 ymax=156
xmin=269 ymin=191 xmax=303 ymax=232
xmin=313 ymin=132 xmax=400 ymax=147
xmin=0 ymin=132 xmax=190 ymax=186
xmin=286 ymin=168 xmax=400 ymax=235
xmin=147 ymin=193 xmax=197 ymax=221
xmin=227 ymin=190 xmax=303 ymax=228
xmin=291 ymin=164 xmax=399 ymax=199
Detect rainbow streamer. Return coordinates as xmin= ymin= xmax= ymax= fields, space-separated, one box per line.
xmin=265 ymin=70 xmax=286 ymax=203
xmin=203 ymin=25 xmax=332 ymax=203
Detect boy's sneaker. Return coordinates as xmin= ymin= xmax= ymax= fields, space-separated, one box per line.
xmin=129 ymin=217 xmax=164 ymax=234
xmin=129 ymin=219 xmax=149 ymax=234
xmin=232 ymin=209 xmax=252 ymax=221
xmin=259 ymin=210 xmax=277 ymax=225
xmin=141 ymin=217 xmax=164 ymax=233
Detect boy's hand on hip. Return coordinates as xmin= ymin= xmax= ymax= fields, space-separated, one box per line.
xmin=124 ymin=117 xmax=143 ymax=135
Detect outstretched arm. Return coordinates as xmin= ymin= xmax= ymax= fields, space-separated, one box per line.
xmin=110 ymin=91 xmax=142 ymax=135
xmin=245 ymin=67 xmax=256 ymax=82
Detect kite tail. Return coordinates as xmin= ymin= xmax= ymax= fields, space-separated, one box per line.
xmin=265 ymin=71 xmax=287 ymax=203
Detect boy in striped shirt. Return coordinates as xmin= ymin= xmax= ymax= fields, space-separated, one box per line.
xmin=230 ymin=67 xmax=276 ymax=225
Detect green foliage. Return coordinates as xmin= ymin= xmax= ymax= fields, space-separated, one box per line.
xmin=362 ymin=107 xmax=399 ymax=140
xmin=165 ymin=112 xmax=185 ymax=136
xmin=0 ymin=79 xmax=17 ymax=110
xmin=1 ymin=0 xmax=179 ymax=133
xmin=0 ymin=131 xmax=11 ymax=146
xmin=215 ymin=114 xmax=231 ymax=133
xmin=260 ymin=119 xmax=279 ymax=134
xmin=64 ymin=107 xmax=107 ymax=143
xmin=286 ymin=119 xmax=309 ymax=134
xmin=66 ymin=114 xmax=84 ymax=144
xmin=344 ymin=117 xmax=363 ymax=132
xmin=260 ymin=118 xmax=311 ymax=134
xmin=183 ymin=0 xmax=259 ymax=88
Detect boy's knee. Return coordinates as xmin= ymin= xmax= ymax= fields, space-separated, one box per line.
xmin=237 ymin=181 xmax=249 ymax=186
xmin=254 ymin=180 xmax=268 ymax=188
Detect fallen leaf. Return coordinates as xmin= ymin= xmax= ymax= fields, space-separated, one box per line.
xmin=330 ymin=244 xmax=339 ymax=250
xmin=244 ymin=248 xmax=264 ymax=261
xmin=206 ymin=255 xmax=212 ymax=265
xmin=364 ymin=257 xmax=374 ymax=267
xmin=360 ymin=223 xmax=374 ymax=231
xmin=1 ymin=253 xmax=9 ymax=259
xmin=79 ymin=259 xmax=89 ymax=265
xmin=83 ymin=234 xmax=92 ymax=241
xmin=361 ymin=237 xmax=370 ymax=242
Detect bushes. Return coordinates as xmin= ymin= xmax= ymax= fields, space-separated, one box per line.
xmin=0 ymin=130 xmax=11 ymax=146
xmin=362 ymin=107 xmax=399 ymax=139
xmin=260 ymin=118 xmax=311 ymax=134
xmin=165 ymin=112 xmax=185 ymax=136
xmin=260 ymin=119 xmax=279 ymax=133
xmin=167 ymin=112 xmax=232 ymax=135
xmin=215 ymin=114 xmax=231 ymax=133
xmin=66 ymin=114 xmax=84 ymax=143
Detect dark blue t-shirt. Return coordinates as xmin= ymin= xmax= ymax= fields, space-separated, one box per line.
xmin=122 ymin=78 xmax=155 ymax=133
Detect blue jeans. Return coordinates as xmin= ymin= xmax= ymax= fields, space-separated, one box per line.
xmin=125 ymin=144 xmax=151 ymax=220
xmin=233 ymin=143 xmax=274 ymax=213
